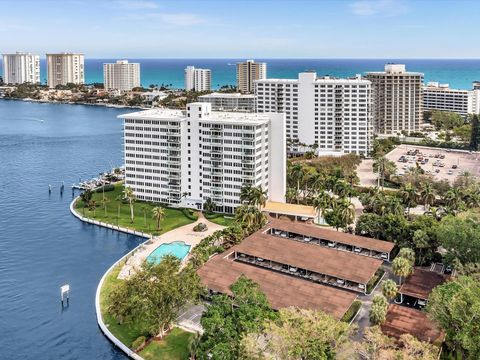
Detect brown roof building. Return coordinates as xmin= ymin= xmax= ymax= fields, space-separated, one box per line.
xmin=198 ymin=251 xmax=358 ymax=320
xmin=381 ymin=304 xmax=445 ymax=345
xmin=399 ymin=268 xmax=449 ymax=301
xmin=233 ymin=231 xmax=383 ymax=291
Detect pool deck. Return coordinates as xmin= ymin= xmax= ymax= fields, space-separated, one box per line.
xmin=118 ymin=214 xmax=225 ymax=279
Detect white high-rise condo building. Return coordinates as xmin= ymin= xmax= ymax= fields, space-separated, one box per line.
xmin=2 ymin=52 xmax=40 ymax=84
xmin=198 ymin=92 xmax=255 ymax=112
xmin=237 ymin=60 xmax=267 ymax=93
xmin=119 ymin=102 xmax=285 ymax=214
xmin=46 ymin=53 xmax=84 ymax=88
xmin=255 ymin=72 xmax=373 ymax=156
xmin=365 ymin=64 xmax=423 ymax=135
xmin=423 ymin=82 xmax=480 ymax=117
xmin=103 ymin=60 xmax=140 ymax=92
xmin=184 ymin=66 xmax=211 ymax=92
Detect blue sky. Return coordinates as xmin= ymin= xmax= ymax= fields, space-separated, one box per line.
xmin=2 ymin=0 xmax=480 ymax=58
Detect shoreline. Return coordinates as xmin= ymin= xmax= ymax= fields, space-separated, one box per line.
xmin=69 ymin=196 xmax=149 ymax=360
xmin=0 ymin=97 xmax=147 ymax=110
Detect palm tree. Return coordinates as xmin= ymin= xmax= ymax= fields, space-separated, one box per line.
xmin=79 ymin=189 xmax=93 ymax=216
xmin=203 ymin=197 xmax=216 ymax=214
xmin=313 ymin=191 xmax=332 ymax=224
xmin=337 ymin=198 xmax=355 ymax=231
xmin=151 ymin=206 xmax=165 ymax=230
xmin=392 ymin=256 xmax=413 ymax=285
xmin=240 ymin=184 xmax=254 ymax=205
xmin=373 ymin=156 xmax=395 ymax=189
xmin=400 ymin=183 xmax=417 ymax=215
xmin=370 ymin=295 xmax=388 ymax=325
xmin=398 ymin=247 xmax=416 ymax=265
xmin=420 ymin=182 xmax=436 ymax=210
xmin=307 ymin=172 xmax=324 ymax=198
xmin=123 ymin=186 xmax=136 ymax=223
xmin=290 ymin=163 xmax=306 ymax=202
xmin=100 ymin=196 xmax=109 ymax=217
xmin=251 ymin=186 xmax=267 ymax=210
xmin=381 ymin=279 xmax=398 ymax=301
xmin=443 ymin=187 xmax=464 ymax=213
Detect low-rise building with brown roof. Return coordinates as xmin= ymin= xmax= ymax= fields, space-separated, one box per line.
xmin=396 ymin=268 xmax=449 ymax=307
xmin=198 ymin=250 xmax=358 ymax=320
xmin=381 ymin=304 xmax=445 ymax=345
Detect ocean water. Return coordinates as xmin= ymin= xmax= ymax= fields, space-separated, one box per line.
xmin=0 ymin=100 xmax=142 ymax=359
xmin=1 ymin=58 xmax=480 ymax=90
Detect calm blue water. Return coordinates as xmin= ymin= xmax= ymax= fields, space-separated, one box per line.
xmin=147 ymin=241 xmax=191 ymax=264
xmin=0 ymin=100 xmax=142 ymax=359
xmin=1 ymin=58 xmax=480 ymax=89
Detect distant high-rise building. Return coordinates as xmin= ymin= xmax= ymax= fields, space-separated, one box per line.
xmin=2 ymin=52 xmax=40 ymax=84
xmin=365 ymin=64 xmax=423 ymax=135
xmin=256 ymin=72 xmax=373 ymax=156
xmin=197 ymin=92 xmax=255 ymax=112
xmin=46 ymin=53 xmax=84 ymax=88
xmin=237 ymin=60 xmax=267 ymax=93
xmin=184 ymin=66 xmax=211 ymax=92
xmin=103 ymin=60 xmax=140 ymax=92
xmin=423 ymin=82 xmax=480 ymax=117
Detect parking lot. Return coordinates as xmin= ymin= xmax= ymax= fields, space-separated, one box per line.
xmin=386 ymin=145 xmax=480 ymax=183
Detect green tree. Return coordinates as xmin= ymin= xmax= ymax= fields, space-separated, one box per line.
xmin=197 ymin=276 xmax=277 ymax=360
xmin=381 ymin=279 xmax=398 ymax=301
xmin=80 ymin=189 xmax=93 ymax=216
xmin=470 ymin=114 xmax=479 ymax=150
xmin=108 ymin=255 xmax=201 ymax=337
xmin=392 ymin=256 xmax=413 ymax=285
xmin=436 ymin=211 xmax=480 ymax=265
xmin=400 ymin=182 xmax=417 ymax=215
xmin=369 ymin=295 xmax=388 ymax=325
xmin=373 ymin=156 xmax=397 ymax=189
xmin=242 ymin=307 xmax=352 ymax=360
xmin=235 ymin=205 xmax=266 ymax=233
xmin=427 ymin=276 xmax=480 ymax=358
xmin=313 ymin=191 xmax=332 ymax=224
xmin=398 ymin=247 xmax=416 ymax=265
xmin=290 ymin=163 xmax=307 ymax=202
xmin=203 ymin=197 xmax=216 ymax=213
xmin=420 ymin=182 xmax=436 ymax=210
xmin=430 ymin=110 xmax=464 ymax=131
xmin=123 ymin=186 xmax=136 ymax=223
xmin=151 ymin=206 xmax=165 ymax=230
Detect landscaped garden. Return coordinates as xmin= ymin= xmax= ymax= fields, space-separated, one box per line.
xmin=139 ymin=328 xmax=194 ymax=360
xmin=74 ymin=183 xmax=198 ymax=235
xmin=203 ymin=212 xmax=236 ymax=226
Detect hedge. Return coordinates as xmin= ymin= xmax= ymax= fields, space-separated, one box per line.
xmin=341 ymin=300 xmax=362 ymax=323
xmin=95 ymin=184 xmax=115 ymax=193
xmin=181 ymin=208 xmax=198 ymax=221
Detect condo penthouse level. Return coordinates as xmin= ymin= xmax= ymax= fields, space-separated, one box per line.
xmin=118 ymin=103 xmax=286 ymax=214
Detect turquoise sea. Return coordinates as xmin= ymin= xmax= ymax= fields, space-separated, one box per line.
xmin=1 ymin=58 xmax=480 ymax=90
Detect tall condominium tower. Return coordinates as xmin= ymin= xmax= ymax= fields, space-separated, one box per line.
xmin=365 ymin=64 xmax=423 ymax=135
xmin=103 ymin=60 xmax=140 ymax=92
xmin=184 ymin=66 xmax=211 ymax=92
xmin=237 ymin=60 xmax=267 ymax=93
xmin=46 ymin=53 xmax=84 ymax=88
xmin=2 ymin=52 xmax=40 ymax=84
xmin=256 ymin=72 xmax=373 ymax=156
xmin=118 ymin=103 xmax=286 ymax=214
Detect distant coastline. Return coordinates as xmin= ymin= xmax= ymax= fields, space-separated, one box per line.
xmin=0 ymin=96 xmax=147 ymax=110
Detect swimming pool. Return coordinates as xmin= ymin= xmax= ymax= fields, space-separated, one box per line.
xmin=146 ymin=241 xmax=191 ymax=264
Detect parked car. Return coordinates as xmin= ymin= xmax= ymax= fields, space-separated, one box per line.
xmin=452 ymin=164 xmax=458 ymax=169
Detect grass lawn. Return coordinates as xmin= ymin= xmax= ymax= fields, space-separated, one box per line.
xmin=139 ymin=328 xmax=193 ymax=360
xmin=100 ymin=261 xmax=149 ymax=347
xmin=75 ymin=183 xmax=197 ymax=236
xmin=203 ymin=212 xmax=236 ymax=227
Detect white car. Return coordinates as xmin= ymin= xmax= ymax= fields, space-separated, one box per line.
xmin=354 ymin=247 xmax=362 ymax=253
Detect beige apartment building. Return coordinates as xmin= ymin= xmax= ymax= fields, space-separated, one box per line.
xmin=365 ymin=64 xmax=423 ymax=135
xmin=46 ymin=53 xmax=84 ymax=88
xmin=236 ymin=60 xmax=266 ymax=93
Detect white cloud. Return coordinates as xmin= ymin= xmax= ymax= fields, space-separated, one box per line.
xmin=159 ymin=13 xmax=204 ymax=26
xmin=350 ymin=0 xmax=408 ymax=17
xmin=114 ymin=0 xmax=158 ymax=9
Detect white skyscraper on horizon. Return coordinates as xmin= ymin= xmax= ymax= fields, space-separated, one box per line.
xmin=46 ymin=53 xmax=84 ymax=88
xmin=103 ymin=60 xmax=140 ymax=92
xmin=256 ymin=72 xmax=373 ymax=156
xmin=118 ymin=102 xmax=286 ymax=214
xmin=184 ymin=66 xmax=211 ymax=92
xmin=2 ymin=52 xmax=40 ymax=85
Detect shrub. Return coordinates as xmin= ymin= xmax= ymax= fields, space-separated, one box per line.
xmin=181 ymin=208 xmax=198 ymax=221
xmin=95 ymin=184 xmax=115 ymax=193
xmin=341 ymin=300 xmax=362 ymax=323
xmin=131 ymin=336 xmax=146 ymax=350
xmin=193 ymin=223 xmax=208 ymax=232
